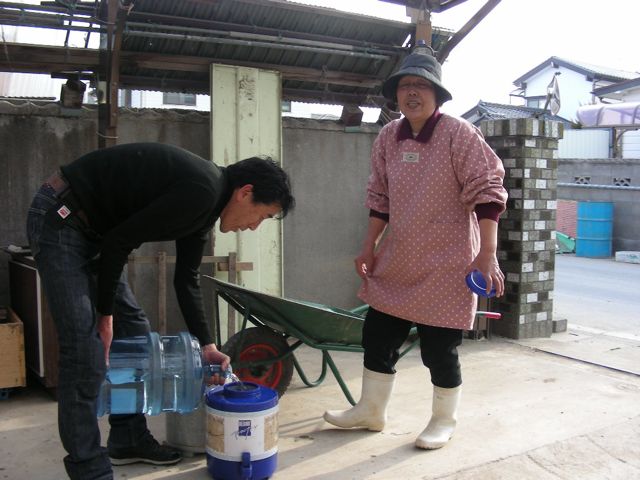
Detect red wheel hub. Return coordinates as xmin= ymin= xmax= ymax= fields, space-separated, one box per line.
xmin=236 ymin=343 xmax=283 ymax=389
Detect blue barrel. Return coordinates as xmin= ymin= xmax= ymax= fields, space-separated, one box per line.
xmin=576 ymin=202 xmax=614 ymax=258
xmin=206 ymin=382 xmax=279 ymax=480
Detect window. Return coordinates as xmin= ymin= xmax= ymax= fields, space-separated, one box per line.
xmin=526 ymin=97 xmax=544 ymax=108
xmin=163 ymin=92 xmax=196 ymax=106
xmin=281 ymin=101 xmax=292 ymax=112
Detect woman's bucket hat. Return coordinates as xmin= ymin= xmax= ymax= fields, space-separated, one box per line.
xmin=382 ymin=44 xmax=453 ymax=106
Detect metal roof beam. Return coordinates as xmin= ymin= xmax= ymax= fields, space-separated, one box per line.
xmin=282 ymin=87 xmax=386 ymax=107
xmin=436 ymin=0 xmax=500 ymax=62
xmin=0 ymin=43 xmax=383 ymax=90
xmin=123 ymin=30 xmax=391 ymax=61
xmin=0 ymin=43 xmax=100 ymax=73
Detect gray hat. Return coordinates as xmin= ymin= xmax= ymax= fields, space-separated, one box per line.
xmin=382 ymin=48 xmax=452 ymax=106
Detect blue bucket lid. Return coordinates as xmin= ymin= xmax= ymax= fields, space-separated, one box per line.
xmin=206 ymin=382 xmax=278 ymax=412
xmin=465 ymin=270 xmax=496 ymax=298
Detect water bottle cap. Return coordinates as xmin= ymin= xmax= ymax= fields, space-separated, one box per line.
xmin=466 ymin=270 xmax=497 ymax=297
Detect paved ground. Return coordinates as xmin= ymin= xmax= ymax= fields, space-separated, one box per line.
xmin=1 ymin=255 xmax=639 ymax=479
xmin=554 ymin=254 xmax=640 ymax=334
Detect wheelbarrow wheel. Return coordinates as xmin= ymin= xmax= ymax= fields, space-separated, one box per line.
xmin=222 ymin=326 xmax=294 ymax=398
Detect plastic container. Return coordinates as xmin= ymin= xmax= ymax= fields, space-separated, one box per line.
xmin=465 ymin=270 xmax=496 ymax=298
xmin=206 ymin=382 xmax=279 ymax=480
xmin=576 ymin=202 xmax=614 ymax=258
xmin=165 ymin=364 xmax=236 ymax=455
xmin=166 ymin=408 xmax=207 ymax=455
xmin=97 ymin=331 xmax=231 ymax=417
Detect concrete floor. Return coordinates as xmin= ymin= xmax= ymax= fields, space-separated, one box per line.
xmin=1 ymin=329 xmax=639 ymax=480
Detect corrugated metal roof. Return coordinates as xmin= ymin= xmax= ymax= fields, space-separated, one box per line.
xmin=114 ymin=0 xmax=452 ymax=105
xmin=0 ymin=0 xmax=453 ymax=107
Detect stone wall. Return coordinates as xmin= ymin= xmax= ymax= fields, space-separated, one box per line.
xmin=481 ymin=118 xmax=563 ymax=339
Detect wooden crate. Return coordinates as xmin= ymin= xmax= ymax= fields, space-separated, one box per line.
xmin=0 ymin=308 xmax=27 ymax=389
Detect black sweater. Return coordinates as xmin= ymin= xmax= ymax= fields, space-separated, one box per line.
xmin=61 ymin=143 xmax=231 ymax=345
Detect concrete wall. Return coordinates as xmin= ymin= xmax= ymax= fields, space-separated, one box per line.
xmin=0 ymin=102 xmax=377 ymax=336
xmin=0 ymin=101 xmax=213 ymax=334
xmin=281 ymin=118 xmax=378 ymax=309
xmin=558 ymin=157 xmax=640 ymax=251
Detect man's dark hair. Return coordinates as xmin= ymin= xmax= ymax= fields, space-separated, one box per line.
xmin=226 ymin=156 xmax=295 ymax=218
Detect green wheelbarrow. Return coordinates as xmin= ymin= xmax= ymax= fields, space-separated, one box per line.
xmin=205 ymin=276 xmax=500 ymax=405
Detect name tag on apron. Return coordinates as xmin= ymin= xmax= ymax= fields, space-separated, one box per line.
xmin=402 ymin=152 xmax=419 ymax=163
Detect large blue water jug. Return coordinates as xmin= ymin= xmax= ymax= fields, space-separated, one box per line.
xmin=97 ymin=332 xmax=229 ymax=417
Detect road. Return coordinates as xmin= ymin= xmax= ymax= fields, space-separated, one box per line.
xmin=553 ymin=254 xmax=640 ymax=336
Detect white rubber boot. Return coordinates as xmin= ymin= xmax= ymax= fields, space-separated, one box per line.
xmin=323 ymin=368 xmax=395 ymax=431
xmin=415 ymin=385 xmax=461 ymax=449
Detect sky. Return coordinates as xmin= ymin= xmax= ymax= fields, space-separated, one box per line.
xmin=291 ymin=0 xmax=640 ymax=117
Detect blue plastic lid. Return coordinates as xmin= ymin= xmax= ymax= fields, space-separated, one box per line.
xmin=205 ymin=382 xmax=278 ymax=413
xmin=465 ymin=270 xmax=496 ymax=298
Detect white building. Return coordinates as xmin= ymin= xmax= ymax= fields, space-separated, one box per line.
xmin=512 ymin=56 xmax=638 ymax=123
xmin=462 ymin=56 xmax=640 ymax=159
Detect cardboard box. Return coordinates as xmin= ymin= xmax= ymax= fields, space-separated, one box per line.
xmin=0 ymin=308 xmax=27 ymax=388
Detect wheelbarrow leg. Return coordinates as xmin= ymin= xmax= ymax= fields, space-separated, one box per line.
xmin=322 ymin=350 xmax=357 ymax=406
xmin=292 ymin=348 xmax=329 ymax=388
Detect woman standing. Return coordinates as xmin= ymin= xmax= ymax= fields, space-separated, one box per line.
xmin=324 ymin=44 xmax=508 ymax=449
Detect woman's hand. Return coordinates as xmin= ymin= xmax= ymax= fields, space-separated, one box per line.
xmin=97 ymin=315 xmax=113 ymax=366
xmin=355 ymin=248 xmax=375 ymax=279
xmin=467 ymin=250 xmax=505 ymax=297
xmin=355 ymin=216 xmax=387 ymax=279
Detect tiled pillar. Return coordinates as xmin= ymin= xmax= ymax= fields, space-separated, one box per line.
xmin=480 ymin=119 xmax=564 ymax=339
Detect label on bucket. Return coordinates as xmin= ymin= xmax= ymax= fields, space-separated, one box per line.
xmin=206 ymin=405 xmax=278 ymax=461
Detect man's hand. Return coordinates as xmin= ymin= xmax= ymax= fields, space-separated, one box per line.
xmin=97 ymin=315 xmax=113 ymax=366
xmin=202 ymin=343 xmax=231 ymax=385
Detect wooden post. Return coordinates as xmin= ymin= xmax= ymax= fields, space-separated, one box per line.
xmin=212 ymin=254 xmax=254 ymax=340
xmin=124 ymin=251 xmax=253 ymax=341
xmin=209 ymin=232 xmax=218 ymax=343
xmin=406 ymin=6 xmax=432 ymax=46
xmin=226 ymin=252 xmax=237 ymax=336
xmin=98 ymin=0 xmax=128 ymax=148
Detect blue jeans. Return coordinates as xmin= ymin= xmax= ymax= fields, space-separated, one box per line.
xmin=27 ymin=185 xmax=152 ymax=480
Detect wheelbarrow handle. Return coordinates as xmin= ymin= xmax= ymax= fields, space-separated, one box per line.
xmin=477 ymin=311 xmax=502 ymax=320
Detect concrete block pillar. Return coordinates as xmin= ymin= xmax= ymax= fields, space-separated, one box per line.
xmin=480 ymin=118 xmax=564 ymax=339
